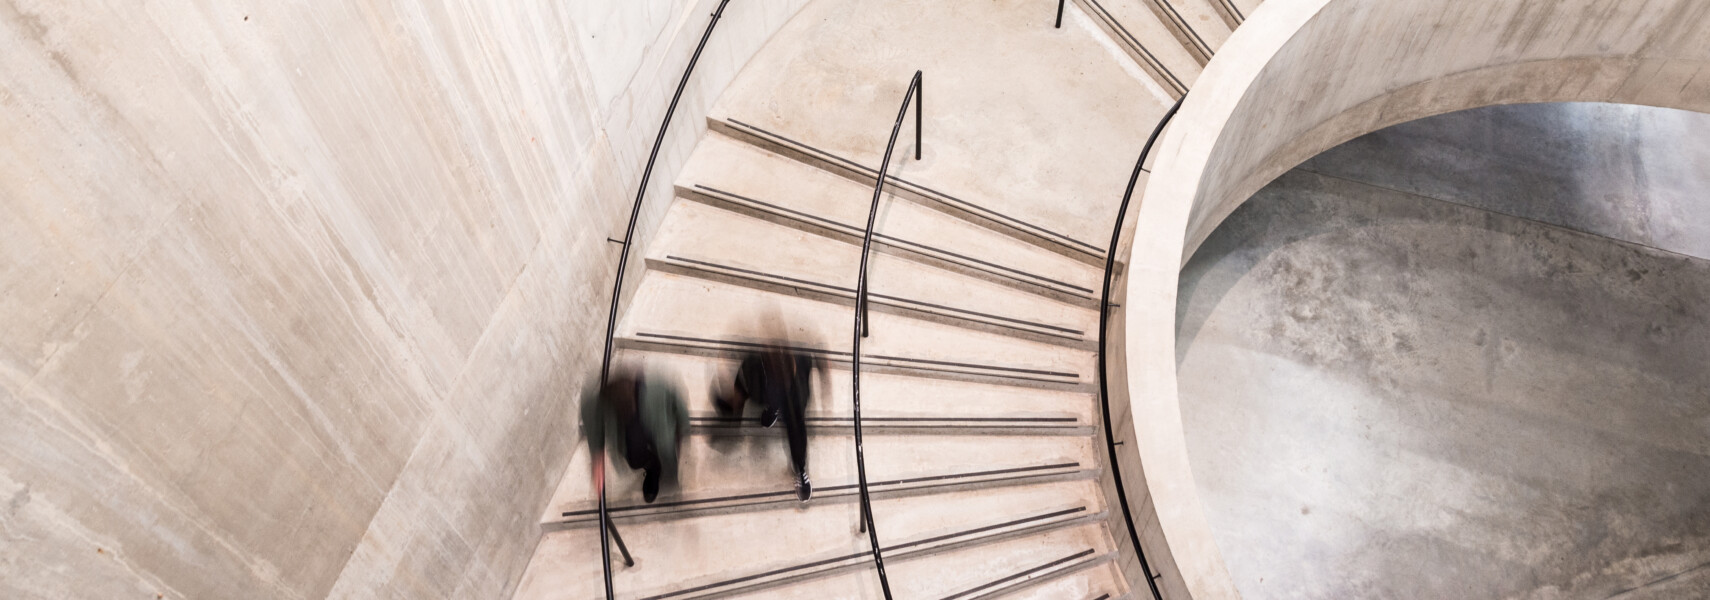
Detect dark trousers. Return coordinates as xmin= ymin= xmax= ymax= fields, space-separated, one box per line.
xmin=737 ymin=352 xmax=811 ymax=475
xmin=776 ymin=386 xmax=808 ymax=475
xmin=623 ymin=420 xmax=663 ymax=498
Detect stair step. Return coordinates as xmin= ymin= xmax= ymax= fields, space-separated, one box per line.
xmin=617 ymin=272 xmax=1093 ymax=390
xmin=1070 ymin=0 xmax=1203 ymax=96
xmin=997 ymin=559 xmax=1129 ymax=600
xmin=689 ymin=413 xmax=1089 ymax=436
xmin=550 ymin=461 xmax=1096 ymax=530
xmin=546 ymin=428 xmax=1099 ymax=527
xmin=673 ymin=132 xmax=1104 ymax=303
xmin=705 ymin=0 xmax=1172 ymax=253
xmin=1153 ymin=0 xmax=1235 ymax=51
xmin=1228 ymin=0 xmax=1261 ymax=24
xmin=516 ymin=481 xmax=1109 ymax=600
xmin=648 ymin=199 xmax=1096 ymax=345
xmin=926 ymin=545 xmax=1114 ymax=600
xmin=725 ymin=523 xmax=1119 ymax=600
xmin=620 ymin=331 xmax=1083 ymax=391
xmin=613 ymin=350 xmax=1098 ymax=426
xmin=709 ymin=119 xmax=1109 ymax=266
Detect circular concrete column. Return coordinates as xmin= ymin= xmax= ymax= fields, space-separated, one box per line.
xmin=1119 ymin=0 xmax=1710 ymax=597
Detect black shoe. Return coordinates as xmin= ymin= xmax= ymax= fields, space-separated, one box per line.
xmin=795 ymin=471 xmax=812 ymax=502
xmin=760 ymin=408 xmax=779 ymax=428
xmin=712 ymin=391 xmax=737 ymax=417
xmin=643 ymin=470 xmax=661 ymax=504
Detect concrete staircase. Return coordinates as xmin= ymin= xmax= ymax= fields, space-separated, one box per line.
xmin=515 ymin=0 xmax=1255 ymax=597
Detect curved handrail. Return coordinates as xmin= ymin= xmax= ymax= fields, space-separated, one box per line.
xmin=1098 ymin=96 xmax=1184 ymax=600
xmin=595 ymin=2 xmax=733 ymax=599
xmin=851 ymin=69 xmax=923 ymax=600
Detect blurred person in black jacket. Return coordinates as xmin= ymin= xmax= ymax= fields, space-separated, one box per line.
xmin=712 ymin=337 xmax=827 ymax=501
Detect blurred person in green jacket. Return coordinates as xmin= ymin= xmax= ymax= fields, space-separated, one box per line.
xmin=582 ymin=368 xmax=688 ymax=503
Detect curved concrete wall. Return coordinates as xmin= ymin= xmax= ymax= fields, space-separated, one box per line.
xmin=1181 ymin=104 xmax=1710 ymax=598
xmin=0 ymin=0 xmax=806 ymax=597
xmin=1117 ymin=0 xmax=1710 ymax=597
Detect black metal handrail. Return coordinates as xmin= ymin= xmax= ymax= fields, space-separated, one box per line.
xmin=595 ymin=2 xmax=733 ymax=599
xmin=1098 ymin=96 xmax=1184 ymax=600
xmin=851 ymin=70 xmax=923 ymax=600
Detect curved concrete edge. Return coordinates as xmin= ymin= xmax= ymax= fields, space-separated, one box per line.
xmin=1120 ymin=3 xmax=1329 ymax=598
xmin=1115 ymin=0 xmax=1710 ymax=598
xmin=1182 ymin=55 xmax=1710 ymax=256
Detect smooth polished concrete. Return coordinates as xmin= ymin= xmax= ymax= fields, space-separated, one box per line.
xmin=1178 ymin=104 xmax=1710 ymax=599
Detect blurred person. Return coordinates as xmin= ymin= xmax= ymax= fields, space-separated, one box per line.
xmin=712 ymin=341 xmax=827 ymax=502
xmin=582 ymin=367 xmax=688 ymax=504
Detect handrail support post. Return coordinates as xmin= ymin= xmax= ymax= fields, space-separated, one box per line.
xmin=915 ymin=75 xmax=924 ymax=161
xmin=606 ymin=514 xmax=635 ymax=567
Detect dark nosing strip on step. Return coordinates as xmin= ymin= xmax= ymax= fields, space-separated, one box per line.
xmin=693 ymin=423 xmax=1081 ymax=431
xmin=1093 ymin=594 xmax=1112 ymax=600
xmin=690 ymin=417 xmax=1081 ymax=430
xmin=1139 ymin=0 xmax=1213 ymax=61
xmin=642 ymin=548 xmax=876 ymax=600
xmin=940 ymin=549 xmax=1098 ymax=600
xmin=875 ymin=290 xmax=1087 ymax=338
xmin=872 ymin=462 xmax=1081 ymax=487
xmin=722 ymin=119 xmax=1106 ymax=255
xmin=633 ymin=332 xmax=1080 ymax=379
xmin=689 ymin=185 xmax=1096 ymax=295
xmin=641 ymin=507 xmax=1088 ymax=600
xmin=1221 ymin=0 xmax=1245 ymax=22
xmin=1082 ymin=0 xmax=1186 ymax=94
xmin=888 ymin=507 xmax=1088 ymax=554
xmin=1150 ymin=0 xmax=1214 ymax=60
xmin=721 ymin=119 xmax=1107 ymax=255
xmin=562 ymin=462 xmax=1082 ymax=518
xmin=692 ymin=416 xmax=1081 ymax=423
xmin=664 ymin=255 xmax=1083 ymax=335
xmin=863 ymin=353 xmax=1077 ymax=379
xmin=693 ymin=183 xmax=855 ymax=232
xmin=693 ymin=424 xmax=1081 ymax=432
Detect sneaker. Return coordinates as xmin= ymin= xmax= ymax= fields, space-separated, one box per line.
xmin=795 ymin=471 xmax=812 ymax=502
xmin=760 ymin=408 xmax=779 ymax=428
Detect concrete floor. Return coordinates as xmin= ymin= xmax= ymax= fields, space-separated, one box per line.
xmin=1177 ymin=103 xmax=1710 ymax=599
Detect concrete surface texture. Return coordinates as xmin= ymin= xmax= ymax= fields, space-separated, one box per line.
xmin=1123 ymin=2 xmax=1710 ymax=597
xmin=1179 ymin=102 xmax=1710 ymax=599
xmin=0 ymin=0 xmax=810 ymax=598
xmin=509 ymin=0 xmax=1251 ymax=597
xmin=709 ymin=0 xmax=1177 ymax=246
xmin=1301 ymin=103 xmax=1710 ymax=263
